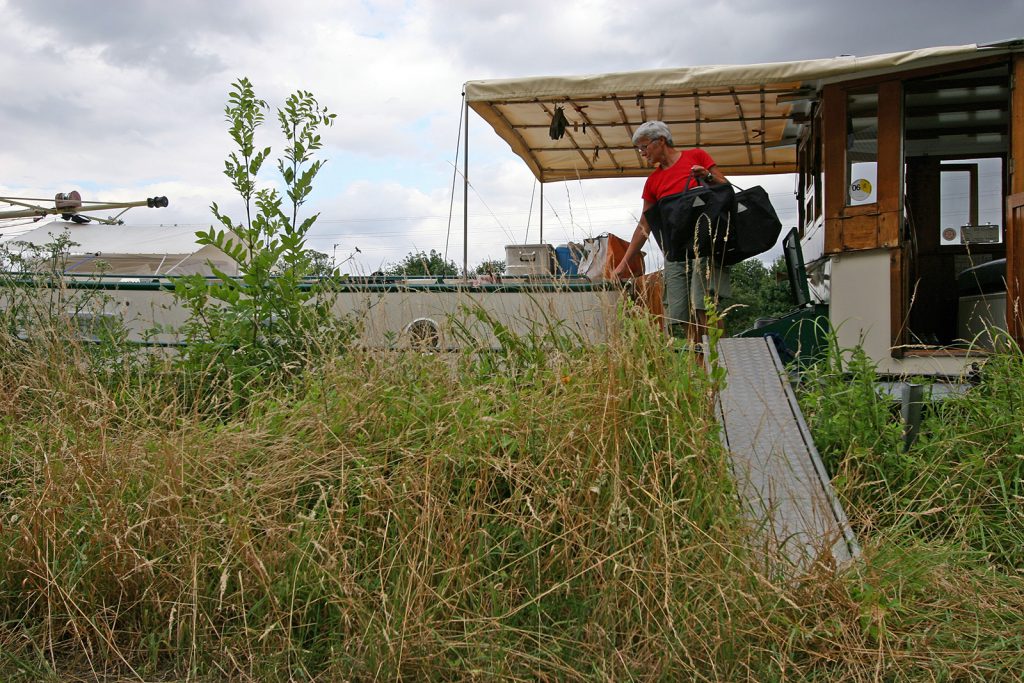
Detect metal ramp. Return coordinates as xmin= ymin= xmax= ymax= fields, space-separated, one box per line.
xmin=714 ymin=337 xmax=860 ymax=572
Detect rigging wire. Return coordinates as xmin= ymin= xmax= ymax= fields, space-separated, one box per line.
xmin=564 ymin=183 xmax=574 ymax=240
xmin=542 ymin=194 xmax=570 ymax=236
xmin=443 ymin=93 xmax=465 ymax=265
xmin=0 ymin=218 xmax=43 ymax=230
xmin=446 ymin=161 xmax=517 ymax=245
xmin=574 ymin=168 xmax=594 ymax=242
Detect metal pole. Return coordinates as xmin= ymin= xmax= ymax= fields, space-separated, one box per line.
xmin=901 ymin=383 xmax=925 ymax=452
xmin=539 ymin=181 xmax=544 ymax=245
xmin=0 ymin=196 xmax=168 ymax=220
xmin=463 ymin=96 xmax=469 ymax=279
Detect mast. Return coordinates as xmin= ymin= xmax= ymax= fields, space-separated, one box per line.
xmin=463 ymin=96 xmax=469 ymax=278
xmin=539 ymin=181 xmax=544 ymax=244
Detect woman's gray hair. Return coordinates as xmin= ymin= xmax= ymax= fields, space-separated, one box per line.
xmin=632 ymin=121 xmax=673 ymax=146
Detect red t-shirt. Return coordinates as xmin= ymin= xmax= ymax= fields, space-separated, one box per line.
xmin=641 ymin=148 xmax=717 ymax=203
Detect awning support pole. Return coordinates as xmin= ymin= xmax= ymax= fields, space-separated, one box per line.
xmin=463 ymin=96 xmax=469 ymax=278
xmin=539 ymin=181 xmax=544 ymax=244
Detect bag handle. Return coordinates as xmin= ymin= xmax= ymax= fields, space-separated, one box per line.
xmin=684 ymin=169 xmax=747 ymax=192
xmin=683 ymin=174 xmax=711 ymax=192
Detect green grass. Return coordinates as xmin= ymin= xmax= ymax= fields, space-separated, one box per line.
xmin=2 ymin=303 xmax=1024 ymax=681
xmin=799 ymin=338 xmax=1024 ymax=572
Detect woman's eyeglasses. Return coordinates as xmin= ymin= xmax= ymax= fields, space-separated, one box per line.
xmin=635 ymin=139 xmax=660 ymax=153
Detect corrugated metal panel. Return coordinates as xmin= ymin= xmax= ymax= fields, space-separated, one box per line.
xmin=715 ymin=337 xmax=859 ymax=573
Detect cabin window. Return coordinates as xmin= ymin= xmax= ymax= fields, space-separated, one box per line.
xmin=846 ymin=87 xmax=879 ymax=206
xmin=904 ymin=62 xmax=1010 ymax=239
xmin=798 ymin=107 xmax=823 ymax=233
xmin=938 ymin=158 xmax=1003 ymax=246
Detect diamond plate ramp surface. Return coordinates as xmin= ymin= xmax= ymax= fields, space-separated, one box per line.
xmin=715 ymin=337 xmax=859 ymax=572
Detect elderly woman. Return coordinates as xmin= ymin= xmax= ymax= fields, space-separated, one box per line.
xmin=612 ymin=120 xmax=731 ymax=341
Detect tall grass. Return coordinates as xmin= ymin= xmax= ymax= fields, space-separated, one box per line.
xmin=800 ymin=336 xmax=1024 ymax=572
xmin=2 ymin=304 xmax=1024 ymax=680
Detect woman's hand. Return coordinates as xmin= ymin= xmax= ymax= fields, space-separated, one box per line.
xmin=690 ymin=165 xmax=712 ymax=180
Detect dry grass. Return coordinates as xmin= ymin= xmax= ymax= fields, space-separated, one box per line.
xmin=2 ymin=311 xmax=1024 ymax=681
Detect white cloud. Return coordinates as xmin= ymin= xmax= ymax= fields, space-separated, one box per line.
xmin=3 ymin=0 xmax=1022 ymax=266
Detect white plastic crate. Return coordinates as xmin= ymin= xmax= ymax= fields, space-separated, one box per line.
xmin=505 ymin=244 xmax=555 ymax=276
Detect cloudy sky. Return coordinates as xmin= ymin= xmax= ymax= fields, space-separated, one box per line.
xmin=2 ymin=0 xmax=1022 ymax=272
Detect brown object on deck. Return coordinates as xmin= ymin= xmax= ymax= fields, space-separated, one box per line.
xmin=604 ymin=232 xmax=645 ymax=279
xmin=631 ymin=270 xmax=664 ymax=328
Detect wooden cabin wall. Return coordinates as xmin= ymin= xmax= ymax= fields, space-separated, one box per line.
xmin=1009 ymin=55 xmax=1024 ymax=343
xmin=821 ymin=55 xmax=1024 ymax=353
xmin=1015 ymin=55 xmax=1024 ymax=197
xmin=822 ymin=81 xmax=902 ymax=254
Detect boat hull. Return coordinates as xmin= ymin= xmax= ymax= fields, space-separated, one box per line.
xmin=1 ymin=276 xmax=624 ymax=351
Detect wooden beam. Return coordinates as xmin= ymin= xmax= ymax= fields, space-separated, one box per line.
xmin=877 ymin=80 xmax=903 ymax=242
xmin=730 ymin=87 xmax=755 ymax=166
xmin=611 ymin=95 xmax=643 ymax=166
xmin=568 ymin=101 xmax=625 ymax=173
xmin=504 ymin=113 xmax=796 ymax=130
xmin=890 ymin=247 xmax=906 ymax=358
xmin=483 ymin=86 xmax=806 ymax=107
xmin=822 ymin=84 xmax=846 ymax=254
xmin=536 ymin=101 xmax=593 ymax=172
xmin=694 ymin=91 xmax=702 ymax=147
xmin=1008 ymin=194 xmax=1024 ymax=342
xmin=760 ymin=86 xmax=768 ymax=165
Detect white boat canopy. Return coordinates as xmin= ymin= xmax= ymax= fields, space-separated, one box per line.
xmin=464 ymin=41 xmax=1021 ymax=181
xmin=7 ymin=220 xmax=238 ymax=276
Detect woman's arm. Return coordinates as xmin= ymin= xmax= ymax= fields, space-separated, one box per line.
xmin=613 ymin=199 xmax=655 ymax=278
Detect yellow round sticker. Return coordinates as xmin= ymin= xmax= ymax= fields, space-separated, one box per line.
xmin=850 ymin=178 xmax=872 ymax=202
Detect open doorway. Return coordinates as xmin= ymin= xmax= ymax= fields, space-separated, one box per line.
xmin=902 ymin=63 xmax=1010 ymax=348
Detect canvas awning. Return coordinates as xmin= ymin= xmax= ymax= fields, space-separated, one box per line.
xmin=464 ymin=42 xmax=1020 ymax=181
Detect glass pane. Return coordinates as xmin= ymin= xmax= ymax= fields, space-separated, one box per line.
xmin=939 ymin=171 xmax=971 ymax=243
xmin=846 ymin=88 xmax=878 ymax=206
xmin=939 ymin=158 xmax=1003 ymax=245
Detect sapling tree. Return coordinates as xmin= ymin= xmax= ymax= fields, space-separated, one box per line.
xmin=172 ymin=78 xmax=351 ymax=393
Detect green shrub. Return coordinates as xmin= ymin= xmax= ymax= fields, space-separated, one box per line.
xmin=169 ymin=78 xmax=353 ymax=405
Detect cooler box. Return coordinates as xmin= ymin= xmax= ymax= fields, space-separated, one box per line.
xmin=505 ymin=244 xmax=556 ymax=276
xmin=555 ymin=243 xmax=584 ymax=275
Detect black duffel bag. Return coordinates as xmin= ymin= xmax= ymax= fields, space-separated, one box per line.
xmin=645 ymin=181 xmax=781 ymax=265
xmin=644 ymin=179 xmax=736 ymax=262
xmin=721 ymin=185 xmax=783 ymax=265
